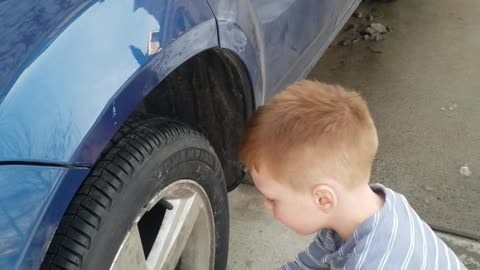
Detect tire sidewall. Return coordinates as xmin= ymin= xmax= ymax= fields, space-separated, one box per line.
xmin=83 ymin=135 xmax=229 ymax=270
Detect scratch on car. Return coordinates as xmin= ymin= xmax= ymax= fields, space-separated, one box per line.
xmin=112 ymin=102 xmax=117 ymax=125
xmin=148 ymin=30 xmax=162 ymax=55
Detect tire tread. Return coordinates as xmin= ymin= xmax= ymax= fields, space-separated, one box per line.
xmin=42 ymin=115 xmax=207 ymax=270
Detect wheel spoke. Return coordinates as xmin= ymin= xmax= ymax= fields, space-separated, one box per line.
xmin=110 ymin=225 xmax=149 ymax=270
xmin=147 ymin=193 xmax=203 ymax=270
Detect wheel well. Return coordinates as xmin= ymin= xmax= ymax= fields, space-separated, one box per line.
xmin=135 ymin=48 xmax=254 ymax=190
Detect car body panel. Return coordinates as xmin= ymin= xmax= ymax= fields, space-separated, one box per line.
xmin=0 ymin=0 xmax=217 ymax=166
xmin=0 ymin=165 xmax=89 ymax=269
xmin=0 ymin=0 xmax=362 ymax=268
xmin=207 ymin=0 xmax=361 ymax=102
xmin=0 ymin=0 xmax=217 ymax=268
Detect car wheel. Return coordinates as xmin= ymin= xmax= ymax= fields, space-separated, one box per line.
xmin=41 ymin=116 xmax=229 ymax=270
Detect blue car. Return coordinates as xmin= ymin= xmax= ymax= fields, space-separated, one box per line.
xmin=0 ymin=0 xmax=360 ymax=269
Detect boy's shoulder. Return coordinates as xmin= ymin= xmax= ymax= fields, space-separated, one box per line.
xmin=310 ymin=184 xmax=464 ymax=269
xmin=369 ymin=183 xmax=410 ymax=211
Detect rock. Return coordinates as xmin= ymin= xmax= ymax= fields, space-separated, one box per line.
xmin=424 ymin=186 xmax=434 ymax=191
xmin=372 ymin=32 xmax=384 ymax=41
xmin=386 ymin=26 xmax=393 ymax=32
xmin=423 ymin=199 xmax=430 ymax=204
xmin=363 ymin=34 xmax=372 ymax=41
xmin=364 ymin=27 xmax=376 ymax=35
xmin=353 ymin=11 xmax=363 ymax=18
xmin=345 ymin=23 xmax=360 ymax=32
xmin=339 ymin=39 xmax=352 ymax=47
xmin=460 ymin=165 xmax=472 ymax=177
xmin=441 ymin=107 xmax=446 ymax=111
xmin=366 ymin=14 xmax=374 ymax=21
xmin=352 ymin=37 xmax=361 ymax=44
xmin=370 ymin=23 xmax=388 ymax=33
xmin=368 ymin=47 xmax=383 ymax=54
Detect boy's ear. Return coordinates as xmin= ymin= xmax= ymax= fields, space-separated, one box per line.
xmin=312 ymin=185 xmax=337 ymax=213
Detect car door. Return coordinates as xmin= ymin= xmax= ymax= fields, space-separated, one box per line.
xmin=251 ymin=0 xmax=339 ymax=98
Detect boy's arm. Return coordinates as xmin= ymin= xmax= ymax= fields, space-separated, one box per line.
xmin=280 ymin=230 xmax=339 ymax=270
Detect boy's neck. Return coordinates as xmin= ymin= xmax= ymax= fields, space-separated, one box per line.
xmin=332 ymin=184 xmax=385 ymax=241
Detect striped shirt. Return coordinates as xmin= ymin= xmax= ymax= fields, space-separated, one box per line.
xmin=282 ymin=184 xmax=465 ymax=270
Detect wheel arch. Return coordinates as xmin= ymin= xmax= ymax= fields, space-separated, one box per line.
xmin=15 ymin=38 xmax=255 ymax=270
xmin=135 ymin=48 xmax=255 ymax=190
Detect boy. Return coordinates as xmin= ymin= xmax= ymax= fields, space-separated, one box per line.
xmin=239 ymin=80 xmax=464 ymax=269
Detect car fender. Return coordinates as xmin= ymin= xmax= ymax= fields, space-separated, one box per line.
xmin=207 ymin=0 xmax=266 ymax=105
xmin=0 ymin=0 xmax=218 ymax=166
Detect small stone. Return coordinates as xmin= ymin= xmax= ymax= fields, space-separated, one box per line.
xmin=423 ymin=199 xmax=430 ymax=204
xmin=449 ymin=103 xmax=457 ymax=110
xmin=424 ymin=186 xmax=434 ymax=191
xmin=366 ymin=14 xmax=374 ymax=21
xmin=363 ymin=34 xmax=372 ymax=41
xmin=352 ymin=37 xmax=361 ymax=44
xmin=441 ymin=107 xmax=446 ymax=111
xmin=370 ymin=23 xmax=388 ymax=34
xmin=372 ymin=33 xmax=384 ymax=41
xmin=339 ymin=39 xmax=352 ymax=47
xmin=368 ymin=47 xmax=383 ymax=54
xmin=460 ymin=165 xmax=472 ymax=177
xmin=364 ymin=27 xmax=376 ymax=35
xmin=386 ymin=26 xmax=393 ymax=32
xmin=345 ymin=23 xmax=360 ymax=32
xmin=353 ymin=11 xmax=363 ymax=18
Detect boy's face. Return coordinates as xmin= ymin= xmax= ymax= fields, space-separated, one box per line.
xmin=251 ymin=168 xmax=332 ymax=236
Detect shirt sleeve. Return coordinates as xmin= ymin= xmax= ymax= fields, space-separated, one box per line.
xmin=280 ymin=230 xmax=339 ymax=270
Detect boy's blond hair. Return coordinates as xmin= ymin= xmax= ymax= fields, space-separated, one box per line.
xmin=240 ymin=80 xmax=378 ymax=190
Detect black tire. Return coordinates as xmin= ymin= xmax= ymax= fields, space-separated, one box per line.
xmin=41 ymin=116 xmax=229 ymax=270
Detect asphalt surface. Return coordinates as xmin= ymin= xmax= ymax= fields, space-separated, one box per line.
xmin=229 ymin=0 xmax=480 ymax=268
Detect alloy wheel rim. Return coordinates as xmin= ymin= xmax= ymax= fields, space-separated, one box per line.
xmin=110 ymin=180 xmax=215 ymax=270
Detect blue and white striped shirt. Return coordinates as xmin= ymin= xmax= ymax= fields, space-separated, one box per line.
xmin=283 ymin=184 xmax=465 ymax=270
